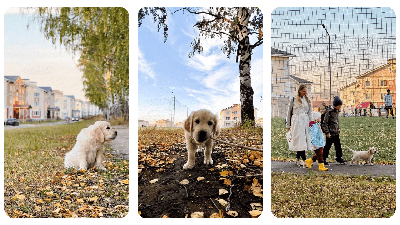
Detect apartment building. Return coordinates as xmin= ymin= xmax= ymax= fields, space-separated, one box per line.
xmin=4 ymin=76 xmax=30 ymax=120
xmin=219 ymin=104 xmax=258 ymax=128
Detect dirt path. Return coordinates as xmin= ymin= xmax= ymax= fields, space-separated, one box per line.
xmin=109 ymin=125 xmax=129 ymax=160
xmin=271 ymin=160 xmax=396 ymax=178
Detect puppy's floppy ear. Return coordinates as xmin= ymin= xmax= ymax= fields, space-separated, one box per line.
xmin=93 ymin=124 xmax=105 ymax=143
xmin=184 ymin=114 xmax=193 ymax=133
xmin=213 ymin=114 xmax=220 ymax=137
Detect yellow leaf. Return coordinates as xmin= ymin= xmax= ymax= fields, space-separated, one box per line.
xmin=120 ymin=179 xmax=129 ymax=185
xmin=180 ymin=179 xmax=189 ymax=185
xmin=191 ymin=212 xmax=204 ymax=218
xmin=227 ymin=211 xmax=238 ymax=217
xmin=149 ymin=179 xmax=158 ymax=184
xmin=219 ymin=189 xmax=228 ymax=195
xmin=161 ymin=215 xmax=169 ymax=218
xmin=224 ymin=179 xmax=232 ymax=186
xmin=88 ymin=196 xmax=98 ymax=203
xmin=249 ymin=210 xmax=262 ymax=218
xmin=197 ymin=177 xmax=205 ymax=181
xmin=36 ymin=199 xmax=44 ymax=204
xmin=220 ymin=171 xmax=229 ymax=177
xmin=76 ymin=198 xmax=84 ymax=204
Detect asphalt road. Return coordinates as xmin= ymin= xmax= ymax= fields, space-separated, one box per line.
xmin=271 ymin=160 xmax=396 ymax=178
xmin=4 ymin=120 xmax=79 ymax=130
xmin=109 ymin=125 xmax=129 ymax=160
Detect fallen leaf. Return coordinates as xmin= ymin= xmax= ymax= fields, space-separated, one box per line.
xmin=149 ymin=179 xmax=158 ymax=184
xmin=210 ymin=212 xmax=223 ymax=218
xmin=219 ymin=171 xmax=229 ymax=177
xmin=249 ymin=210 xmax=262 ymax=218
xmin=217 ymin=199 xmax=228 ymax=207
xmin=219 ymin=189 xmax=228 ymax=195
xmin=161 ymin=215 xmax=169 ymax=218
xmin=191 ymin=212 xmax=204 ymax=218
xmin=180 ymin=179 xmax=189 ymax=185
xmin=197 ymin=177 xmax=205 ymax=181
xmin=120 ymin=179 xmax=129 ymax=185
xmin=227 ymin=211 xmax=238 ymax=217
xmin=224 ymin=179 xmax=232 ymax=186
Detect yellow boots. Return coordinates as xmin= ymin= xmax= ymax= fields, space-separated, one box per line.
xmin=305 ymin=158 xmax=328 ymax=171
xmin=305 ymin=158 xmax=313 ymax=168
xmin=318 ymin=163 xmax=328 ymax=171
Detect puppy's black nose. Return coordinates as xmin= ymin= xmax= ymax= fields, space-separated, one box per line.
xmin=198 ymin=130 xmax=207 ymax=142
xmin=115 ymin=131 xmax=118 ymax=135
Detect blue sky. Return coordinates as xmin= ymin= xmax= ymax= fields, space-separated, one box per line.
xmin=138 ymin=7 xmax=263 ymax=124
xmin=4 ymin=8 xmax=87 ymax=101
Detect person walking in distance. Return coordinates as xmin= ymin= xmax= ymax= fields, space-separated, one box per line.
xmin=384 ymin=89 xmax=395 ymax=119
xmin=286 ymin=84 xmax=313 ymax=167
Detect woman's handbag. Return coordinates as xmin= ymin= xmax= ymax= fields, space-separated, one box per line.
xmin=286 ymin=130 xmax=293 ymax=151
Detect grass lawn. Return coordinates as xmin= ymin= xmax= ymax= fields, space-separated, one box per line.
xmin=271 ymin=172 xmax=396 ymax=218
xmin=271 ymin=117 xmax=396 ymax=163
xmin=4 ymin=116 xmax=129 ymax=218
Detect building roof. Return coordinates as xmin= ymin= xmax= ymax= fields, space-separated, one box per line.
xmin=4 ymin=76 xmax=20 ymax=82
xmin=289 ymin=75 xmax=313 ymax=84
xmin=338 ymin=81 xmax=357 ymax=91
xmin=65 ymin=95 xmax=75 ymax=99
xmin=355 ymin=59 xmax=396 ymax=79
xmin=271 ymin=48 xmax=296 ymax=57
xmin=39 ymin=87 xmax=52 ymax=92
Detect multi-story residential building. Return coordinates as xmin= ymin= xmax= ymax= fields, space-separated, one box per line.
xmin=4 ymin=76 xmax=30 ymax=121
xmin=339 ymin=59 xmax=396 ymax=114
xmin=138 ymin=120 xmax=150 ymax=127
xmin=63 ymin=95 xmax=75 ymax=118
xmin=83 ymin=102 xmax=90 ymax=117
xmin=22 ymin=79 xmax=47 ymax=121
xmin=219 ymin=104 xmax=258 ymax=128
xmin=53 ymin=90 xmax=63 ymax=119
xmin=271 ymin=48 xmax=313 ymax=118
xmin=75 ymin=99 xmax=83 ymax=118
xmin=156 ymin=119 xmax=173 ymax=127
xmin=39 ymin=87 xmax=58 ymax=119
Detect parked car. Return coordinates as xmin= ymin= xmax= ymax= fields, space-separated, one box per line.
xmin=72 ymin=117 xmax=79 ymax=121
xmin=6 ymin=118 xmax=19 ymax=126
xmin=65 ymin=117 xmax=71 ymax=122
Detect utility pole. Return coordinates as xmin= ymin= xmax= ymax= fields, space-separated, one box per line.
xmin=322 ymin=24 xmax=332 ymax=105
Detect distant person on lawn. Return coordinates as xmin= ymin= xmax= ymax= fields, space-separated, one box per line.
xmin=305 ymin=111 xmax=328 ymax=171
xmin=384 ymin=89 xmax=395 ymax=119
xmin=286 ymin=84 xmax=313 ymax=167
xmin=321 ymin=96 xmax=346 ymax=166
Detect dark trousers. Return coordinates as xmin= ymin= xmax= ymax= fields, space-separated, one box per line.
xmin=386 ymin=106 xmax=394 ymax=118
xmin=312 ymin=147 xmax=324 ymax=163
xmin=296 ymin=151 xmax=306 ymax=160
xmin=323 ymin=135 xmax=343 ymax=161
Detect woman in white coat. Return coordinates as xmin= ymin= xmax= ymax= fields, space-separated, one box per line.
xmin=286 ymin=84 xmax=313 ymax=167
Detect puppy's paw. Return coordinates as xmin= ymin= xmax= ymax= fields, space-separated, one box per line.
xmin=204 ymin=158 xmax=213 ymax=165
xmin=183 ymin=162 xmax=194 ymax=170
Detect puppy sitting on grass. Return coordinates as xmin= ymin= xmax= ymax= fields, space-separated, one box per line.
xmin=183 ymin=109 xmax=220 ymax=170
xmin=347 ymin=146 xmax=377 ymax=166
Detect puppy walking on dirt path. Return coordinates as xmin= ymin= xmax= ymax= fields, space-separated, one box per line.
xmin=183 ymin=109 xmax=220 ymax=170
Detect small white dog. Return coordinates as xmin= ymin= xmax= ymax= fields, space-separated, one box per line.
xmin=183 ymin=109 xmax=220 ymax=170
xmin=64 ymin=121 xmax=117 ymax=171
xmin=347 ymin=146 xmax=377 ymax=166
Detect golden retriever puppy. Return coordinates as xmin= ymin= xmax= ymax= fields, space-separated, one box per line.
xmin=347 ymin=147 xmax=377 ymax=166
xmin=183 ymin=109 xmax=220 ymax=170
xmin=64 ymin=121 xmax=117 ymax=171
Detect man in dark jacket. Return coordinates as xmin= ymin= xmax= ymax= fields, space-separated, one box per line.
xmin=321 ymin=96 xmax=346 ymax=165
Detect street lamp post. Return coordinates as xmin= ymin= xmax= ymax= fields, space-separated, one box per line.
xmin=322 ymin=24 xmax=332 ymax=106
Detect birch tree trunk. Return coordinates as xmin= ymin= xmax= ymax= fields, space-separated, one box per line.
xmin=237 ymin=7 xmax=255 ymax=125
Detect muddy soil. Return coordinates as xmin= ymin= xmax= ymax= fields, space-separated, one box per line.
xmin=138 ymin=145 xmax=263 ymax=218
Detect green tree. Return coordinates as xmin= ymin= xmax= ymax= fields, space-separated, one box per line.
xmin=138 ymin=7 xmax=263 ymax=125
xmin=27 ymin=7 xmax=129 ymax=113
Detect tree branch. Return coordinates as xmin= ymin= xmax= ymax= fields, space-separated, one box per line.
xmin=250 ymin=39 xmax=263 ymax=50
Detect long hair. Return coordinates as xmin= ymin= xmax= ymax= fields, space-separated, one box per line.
xmin=297 ymin=84 xmax=311 ymax=107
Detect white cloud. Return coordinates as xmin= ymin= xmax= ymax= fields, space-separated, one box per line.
xmin=138 ymin=48 xmax=156 ymax=80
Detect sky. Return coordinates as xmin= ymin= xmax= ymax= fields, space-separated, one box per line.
xmin=138 ymin=7 xmax=263 ymax=124
xmin=4 ymin=7 xmax=87 ymax=101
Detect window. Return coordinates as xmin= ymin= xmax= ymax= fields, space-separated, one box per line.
xmin=34 ymin=102 xmax=40 ymax=107
xmin=233 ymin=111 xmax=238 ymax=114
xmin=64 ymin=105 xmax=67 ymax=110
xmin=34 ymin=93 xmax=40 ymax=97
xmin=234 ymin=117 xmax=238 ymax=121
xmin=284 ymin=81 xmax=290 ymax=95
xmin=56 ymin=99 xmax=59 ymax=104
xmin=365 ymin=93 xmax=371 ymax=100
xmin=34 ymin=111 xmax=40 ymax=116
xmin=225 ymin=123 xmax=230 ymax=127
xmin=226 ymin=117 xmax=230 ymax=120
xmin=381 ymin=93 xmax=385 ymax=100
xmin=365 ymin=81 xmax=371 ymax=87
xmin=63 ymin=112 xmax=67 ymax=117
xmin=226 ymin=111 xmax=229 ymax=114
xmin=380 ymin=80 xmax=387 ymax=87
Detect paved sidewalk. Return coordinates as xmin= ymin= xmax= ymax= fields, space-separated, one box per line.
xmin=109 ymin=125 xmax=129 ymax=160
xmin=271 ymin=160 xmax=396 ymax=178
